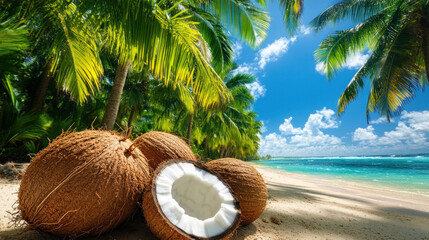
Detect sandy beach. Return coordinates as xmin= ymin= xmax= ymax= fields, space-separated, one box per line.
xmin=1 ymin=164 xmax=429 ymax=240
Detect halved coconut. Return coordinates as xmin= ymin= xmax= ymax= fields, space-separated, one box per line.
xmin=143 ymin=159 xmax=241 ymax=240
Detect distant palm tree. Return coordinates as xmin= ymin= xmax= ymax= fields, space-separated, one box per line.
xmin=200 ymin=71 xmax=261 ymax=159
xmin=312 ymin=0 xmax=429 ymax=120
xmin=148 ymin=65 xmax=261 ymax=159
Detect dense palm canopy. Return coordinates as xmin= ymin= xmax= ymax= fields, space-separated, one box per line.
xmin=0 ymin=0 xmax=306 ymax=162
xmin=17 ymin=0 xmax=103 ymax=104
xmin=313 ymin=0 xmax=429 ymax=120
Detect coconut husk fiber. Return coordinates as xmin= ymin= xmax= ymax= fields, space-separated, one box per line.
xmin=18 ymin=130 xmax=151 ymax=237
xmin=134 ymin=131 xmax=197 ymax=170
xmin=142 ymin=159 xmax=240 ymax=240
xmin=205 ymin=158 xmax=267 ymax=225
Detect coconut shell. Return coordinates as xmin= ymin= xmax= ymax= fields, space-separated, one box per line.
xmin=205 ymin=158 xmax=267 ymax=225
xmin=134 ymin=131 xmax=197 ymax=169
xmin=142 ymin=159 xmax=240 ymax=240
xmin=18 ymin=130 xmax=151 ymax=237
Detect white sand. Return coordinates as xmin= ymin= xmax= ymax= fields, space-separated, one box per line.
xmin=1 ymin=164 xmax=429 ymax=239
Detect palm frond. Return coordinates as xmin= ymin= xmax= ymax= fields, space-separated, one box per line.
xmin=104 ymin=1 xmax=231 ymax=109
xmin=279 ymin=0 xmax=303 ymax=34
xmin=311 ymin=0 xmax=390 ymax=30
xmin=0 ymin=15 xmax=28 ymax=57
xmin=188 ymin=7 xmax=233 ymax=73
xmin=315 ymin=10 xmax=388 ymax=79
xmin=4 ymin=113 xmax=52 ymax=146
xmin=226 ymin=73 xmax=256 ymax=89
xmin=23 ymin=1 xmax=103 ymax=103
xmin=367 ymin=19 xmax=423 ymax=120
xmin=203 ymin=0 xmax=270 ymax=48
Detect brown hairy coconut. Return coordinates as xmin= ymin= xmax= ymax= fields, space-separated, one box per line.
xmin=206 ymin=158 xmax=267 ymax=225
xmin=143 ymin=159 xmax=241 ymax=240
xmin=134 ymin=131 xmax=197 ymax=169
xmin=18 ymin=130 xmax=151 ymax=237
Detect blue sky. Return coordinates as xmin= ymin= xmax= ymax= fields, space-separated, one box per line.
xmin=234 ymin=0 xmax=429 ymax=157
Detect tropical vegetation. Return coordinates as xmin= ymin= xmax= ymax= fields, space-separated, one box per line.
xmin=313 ymin=0 xmax=429 ymax=121
xmin=3 ymin=0 xmax=427 ymax=163
xmin=0 ymin=0 xmax=278 ymax=162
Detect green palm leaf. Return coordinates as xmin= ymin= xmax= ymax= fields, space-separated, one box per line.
xmin=202 ymin=0 xmax=270 ymax=47
xmin=279 ymin=0 xmax=304 ymax=34
xmin=103 ymin=0 xmax=231 ymax=109
xmin=314 ymin=10 xmax=387 ymax=79
xmin=311 ymin=0 xmax=389 ymax=30
xmin=22 ymin=0 xmax=103 ymax=103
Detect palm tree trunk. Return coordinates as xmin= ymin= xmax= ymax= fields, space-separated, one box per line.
xmin=186 ymin=113 xmax=194 ymax=145
xmin=31 ymin=59 xmax=52 ymax=111
xmin=203 ymin=138 xmax=209 ymax=160
xmin=101 ymin=61 xmax=131 ymax=130
xmin=128 ymin=106 xmax=136 ymax=127
xmin=220 ymin=146 xmax=225 ymax=158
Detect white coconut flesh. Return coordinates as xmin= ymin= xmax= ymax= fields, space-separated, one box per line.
xmin=155 ymin=162 xmax=239 ymax=238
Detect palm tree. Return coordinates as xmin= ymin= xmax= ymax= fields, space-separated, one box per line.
xmin=11 ymin=0 xmax=104 ymax=110
xmin=200 ymin=71 xmax=261 ymax=159
xmin=96 ymin=0 xmax=272 ymax=130
xmin=148 ymin=67 xmax=262 ymax=159
xmin=312 ymin=0 xmax=429 ymax=120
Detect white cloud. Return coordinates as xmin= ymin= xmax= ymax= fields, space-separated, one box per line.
xmin=401 ymin=110 xmax=429 ymax=131
xmin=353 ymin=126 xmax=377 ymax=142
xmin=232 ymin=42 xmax=243 ymax=59
xmin=315 ymin=52 xmax=370 ymax=75
xmin=299 ymin=25 xmax=312 ymax=35
xmin=344 ymin=52 xmax=370 ymax=69
xmin=246 ymin=81 xmax=266 ymax=100
xmin=232 ymin=63 xmax=258 ymax=76
xmin=257 ymin=37 xmax=297 ymax=69
xmin=369 ymin=117 xmax=392 ymax=124
xmin=279 ymin=117 xmax=303 ymax=135
xmin=352 ymin=110 xmax=429 ymax=148
xmin=260 ymin=108 xmax=342 ymax=156
xmin=315 ymin=62 xmax=327 ymax=75
xmin=260 ymin=110 xmax=429 ymax=157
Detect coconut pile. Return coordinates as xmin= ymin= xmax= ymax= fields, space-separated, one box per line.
xmin=17 ymin=130 xmax=267 ymax=239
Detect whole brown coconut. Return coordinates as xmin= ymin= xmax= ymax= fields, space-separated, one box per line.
xmin=18 ymin=130 xmax=151 ymax=237
xmin=143 ymin=159 xmax=241 ymax=240
xmin=205 ymin=158 xmax=267 ymax=225
xmin=134 ymin=131 xmax=197 ymax=169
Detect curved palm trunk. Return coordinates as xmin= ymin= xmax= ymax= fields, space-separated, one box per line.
xmin=186 ymin=113 xmax=194 ymax=145
xmin=31 ymin=59 xmax=52 ymax=111
xmin=101 ymin=61 xmax=131 ymax=130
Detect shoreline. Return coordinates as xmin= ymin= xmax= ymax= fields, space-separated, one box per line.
xmin=251 ymin=159 xmax=429 ymax=197
xmin=253 ymin=164 xmax=429 ymax=211
xmin=1 ymin=164 xmax=429 ymax=239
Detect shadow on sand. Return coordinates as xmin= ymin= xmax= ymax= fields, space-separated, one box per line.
xmin=1 ymin=183 xmax=429 ymax=240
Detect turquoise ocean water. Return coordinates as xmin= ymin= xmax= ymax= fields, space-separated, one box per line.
xmin=253 ymin=154 xmax=429 ymax=195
